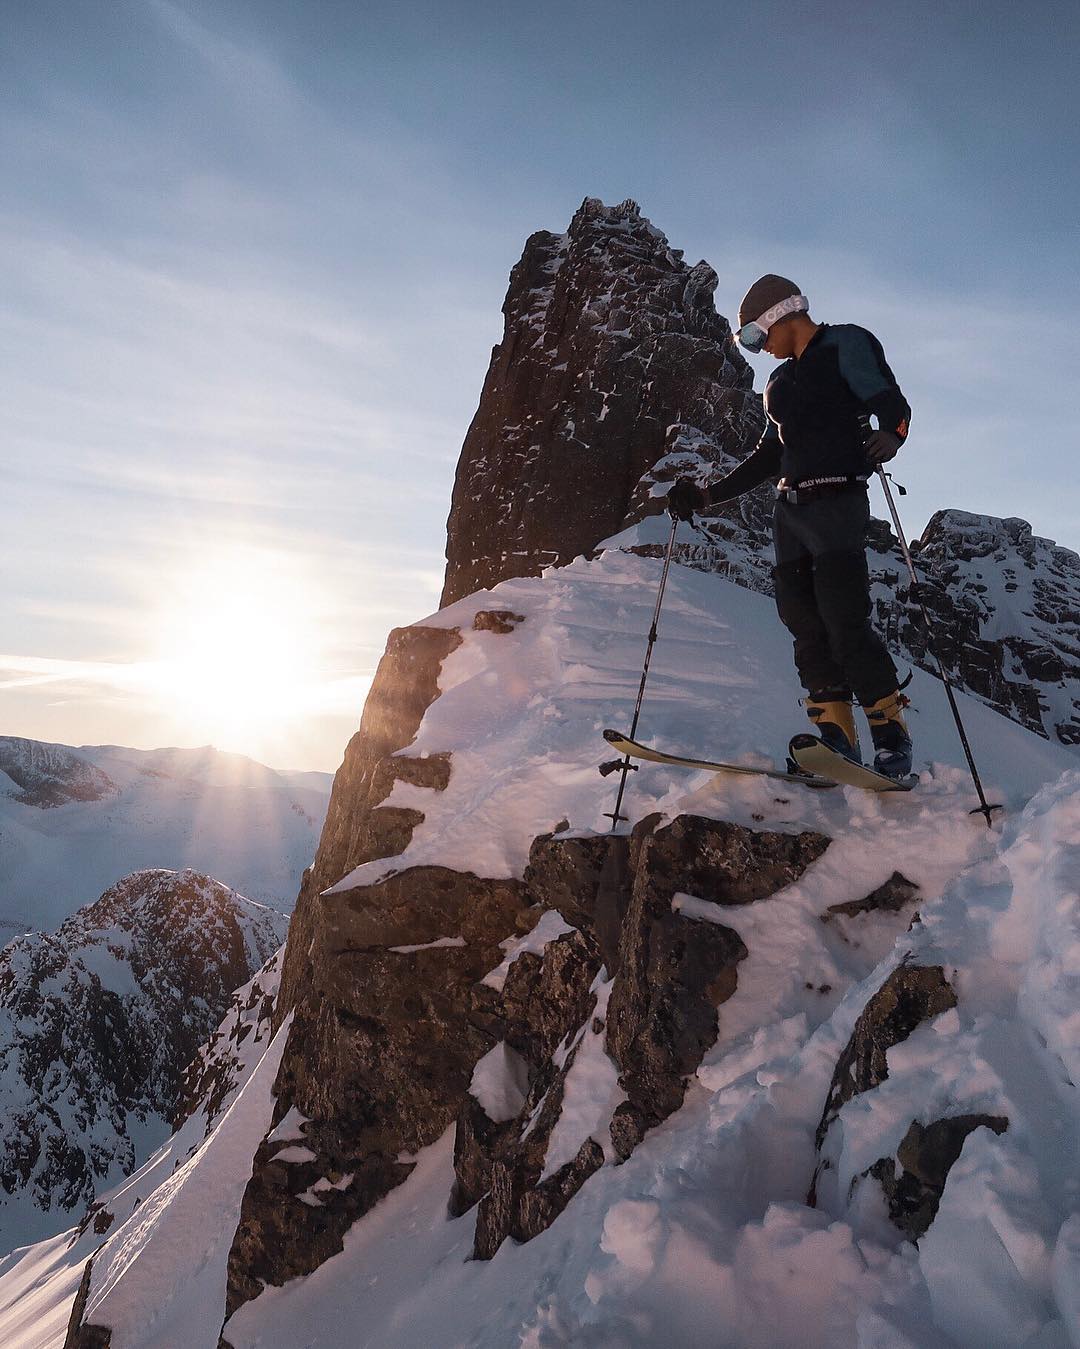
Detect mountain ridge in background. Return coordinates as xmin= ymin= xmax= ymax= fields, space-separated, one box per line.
xmin=0 ymin=736 xmax=332 ymax=942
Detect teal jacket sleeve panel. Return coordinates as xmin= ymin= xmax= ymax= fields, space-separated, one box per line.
xmin=834 ymin=326 xmax=911 ymax=441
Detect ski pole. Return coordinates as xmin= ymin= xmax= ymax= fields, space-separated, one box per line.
xmin=875 ymin=467 xmax=1001 ymax=827
xmin=602 ymin=516 xmax=679 ymax=830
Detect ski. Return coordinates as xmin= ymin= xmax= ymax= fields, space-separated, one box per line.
xmin=788 ymin=734 xmax=916 ymax=793
xmin=601 ymin=729 xmax=838 ymax=790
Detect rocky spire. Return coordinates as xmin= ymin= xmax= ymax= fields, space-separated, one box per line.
xmin=440 ymin=197 xmax=761 ymax=607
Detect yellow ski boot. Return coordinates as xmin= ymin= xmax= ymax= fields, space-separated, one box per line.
xmin=863 ymin=691 xmax=913 ymax=779
xmin=805 ymin=694 xmax=861 ymax=765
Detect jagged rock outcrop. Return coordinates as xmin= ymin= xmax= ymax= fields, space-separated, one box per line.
xmin=0 ymin=736 xmax=117 ymax=807
xmin=277 ymin=623 xmax=461 ymax=1018
xmin=866 ymin=1113 xmax=1009 ymax=1240
xmin=221 ymin=607 xmax=485 ymax=1315
xmin=225 ymin=867 xmax=529 ymax=1313
xmin=447 ymin=815 xmax=830 ymax=1260
xmin=606 ymin=814 xmax=830 ymax=1143
xmin=440 ymin=196 xmax=763 ymax=606
xmin=221 ymin=810 xmax=832 ymax=1305
xmin=459 ymin=925 xmax=605 ymax=1259
xmin=809 ymin=962 xmax=958 ymax=1209
xmin=821 ymin=871 xmax=920 ymax=923
xmin=0 ymin=869 xmax=284 ymax=1250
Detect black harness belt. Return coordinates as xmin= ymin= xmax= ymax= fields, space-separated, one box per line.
xmin=776 ymin=475 xmax=868 ymax=504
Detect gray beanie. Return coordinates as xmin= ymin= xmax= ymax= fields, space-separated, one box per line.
xmin=738 ymin=274 xmax=803 ymax=327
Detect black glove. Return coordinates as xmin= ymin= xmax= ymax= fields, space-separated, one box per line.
xmin=864 ymin=429 xmax=902 ymax=465
xmin=667 ymin=477 xmax=709 ymax=521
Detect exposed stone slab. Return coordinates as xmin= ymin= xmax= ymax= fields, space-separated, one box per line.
xmin=814 ymin=964 xmax=958 ymax=1153
xmin=225 ymin=867 xmax=527 ymax=1315
xmin=277 ymin=623 xmax=461 ymax=1022
xmin=822 ymin=872 xmax=920 ymax=922
xmin=867 ymin=1114 xmax=1009 ymax=1240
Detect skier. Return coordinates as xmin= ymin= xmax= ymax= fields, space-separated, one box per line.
xmin=667 ymin=274 xmax=913 ymax=778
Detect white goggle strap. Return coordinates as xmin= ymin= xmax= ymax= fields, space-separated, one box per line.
xmin=750 ymin=294 xmax=809 ymax=334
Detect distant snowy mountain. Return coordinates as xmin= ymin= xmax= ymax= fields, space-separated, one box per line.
xmin=0 ymin=944 xmax=284 ymax=1349
xmin=0 ymin=738 xmax=332 ymax=942
xmin=0 ymin=867 xmax=285 ymax=1255
xmin=0 ymin=738 xmax=117 ymax=808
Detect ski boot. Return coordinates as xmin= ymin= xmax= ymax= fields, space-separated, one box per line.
xmin=803 ymin=693 xmax=861 ymax=765
xmin=864 ymin=691 xmax=913 ymax=779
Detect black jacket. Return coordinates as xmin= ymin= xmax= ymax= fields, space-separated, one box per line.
xmin=708 ymin=323 xmax=911 ymax=502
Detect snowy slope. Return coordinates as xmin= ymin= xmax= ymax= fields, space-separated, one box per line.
xmin=5 ymin=549 xmax=1080 ymax=1347
xmin=0 ymin=740 xmax=331 ymax=941
xmin=328 ymin=550 xmax=1068 ymax=898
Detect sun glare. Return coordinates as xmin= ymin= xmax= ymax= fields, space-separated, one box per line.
xmin=150 ymin=548 xmax=326 ymax=747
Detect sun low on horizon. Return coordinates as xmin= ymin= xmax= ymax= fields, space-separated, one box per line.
xmin=131 ymin=543 xmax=375 ymax=771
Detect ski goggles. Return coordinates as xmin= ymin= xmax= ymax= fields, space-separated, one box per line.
xmin=736 ymin=294 xmax=809 ymax=352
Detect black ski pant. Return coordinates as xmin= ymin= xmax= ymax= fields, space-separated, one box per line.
xmin=772 ymin=488 xmax=898 ymax=706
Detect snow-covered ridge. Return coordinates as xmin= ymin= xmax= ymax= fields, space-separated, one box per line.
xmin=0 ymin=867 xmax=286 ymax=1256
xmin=229 ymin=554 xmax=1080 ymax=1347
xmin=7 ymin=547 xmax=1080 ymax=1347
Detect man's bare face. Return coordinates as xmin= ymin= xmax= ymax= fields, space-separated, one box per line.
xmin=763 ymin=318 xmax=797 ymax=359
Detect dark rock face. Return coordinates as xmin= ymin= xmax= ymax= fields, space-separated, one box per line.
xmin=472 ymin=609 xmax=526 ymax=634
xmin=276 ymin=623 xmax=461 ymax=1020
xmin=522 ymin=830 xmax=617 ymax=938
xmin=809 ymin=963 xmax=958 ymax=1207
xmin=814 ymin=964 xmax=957 ymax=1153
xmin=461 ymin=927 xmax=605 ymax=1259
xmin=0 ymin=870 xmax=284 ymax=1243
xmin=0 ymin=736 xmax=117 ymax=808
xmin=625 ymin=814 xmax=832 ymax=909
xmin=867 ymin=1114 xmax=1009 ymax=1240
xmin=440 ymin=197 xmax=762 ymax=607
xmin=63 ymin=1262 xmax=111 ymax=1349
xmin=607 ymin=815 xmax=828 ymax=1133
xmin=224 ymin=866 xmax=529 ymax=1315
xmin=223 ymin=613 xmax=483 ymax=1318
xmin=62 ymin=1260 xmax=102 ymax=1348
xmin=449 ymin=815 xmax=830 ymax=1260
xmin=822 ymin=872 xmax=920 ymax=922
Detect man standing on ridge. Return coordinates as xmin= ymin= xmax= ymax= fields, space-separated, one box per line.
xmin=667 ymin=274 xmax=914 ymax=779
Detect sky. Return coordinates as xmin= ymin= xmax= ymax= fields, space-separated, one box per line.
xmin=1 ymin=0 xmax=1078 ymax=771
